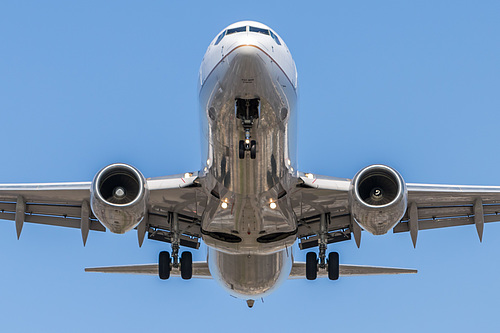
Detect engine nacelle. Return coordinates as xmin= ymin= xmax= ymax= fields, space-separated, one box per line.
xmin=91 ymin=163 xmax=148 ymax=234
xmin=349 ymin=164 xmax=407 ymax=235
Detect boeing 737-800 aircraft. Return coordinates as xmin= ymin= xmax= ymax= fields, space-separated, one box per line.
xmin=1 ymin=21 xmax=499 ymax=307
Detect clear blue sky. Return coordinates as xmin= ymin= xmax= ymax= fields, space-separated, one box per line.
xmin=1 ymin=1 xmax=500 ymax=332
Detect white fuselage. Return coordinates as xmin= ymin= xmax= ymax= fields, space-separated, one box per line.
xmin=197 ymin=21 xmax=299 ymax=299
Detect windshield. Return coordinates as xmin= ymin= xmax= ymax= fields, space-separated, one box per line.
xmin=214 ymin=31 xmax=226 ymax=45
xmin=249 ymin=26 xmax=270 ymax=35
xmin=214 ymin=25 xmax=282 ymax=46
xmin=226 ymin=26 xmax=247 ymax=35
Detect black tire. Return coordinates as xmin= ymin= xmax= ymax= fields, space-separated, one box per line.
xmin=180 ymin=251 xmax=193 ymax=280
xmin=306 ymin=252 xmax=317 ymax=280
xmin=328 ymin=252 xmax=339 ymax=281
xmin=159 ymin=251 xmax=171 ymax=280
xmin=239 ymin=140 xmax=245 ymax=159
xmin=250 ymin=140 xmax=256 ymax=159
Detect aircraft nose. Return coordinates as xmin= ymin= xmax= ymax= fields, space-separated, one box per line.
xmin=227 ymin=44 xmax=266 ymax=67
xmin=226 ymin=45 xmax=267 ymax=81
xmin=229 ymin=43 xmax=261 ymax=57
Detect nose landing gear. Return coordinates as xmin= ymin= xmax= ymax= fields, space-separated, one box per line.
xmin=236 ymin=98 xmax=259 ymax=160
xmin=239 ymin=139 xmax=256 ymax=159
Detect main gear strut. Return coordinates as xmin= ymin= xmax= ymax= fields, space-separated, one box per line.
xmin=305 ymin=213 xmax=340 ymax=281
xmin=158 ymin=212 xmax=193 ymax=280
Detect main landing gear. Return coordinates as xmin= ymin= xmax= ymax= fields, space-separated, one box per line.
xmin=306 ymin=213 xmax=340 ymax=281
xmin=306 ymin=251 xmax=339 ymax=281
xmin=158 ymin=212 xmax=193 ymax=280
xmin=159 ymin=250 xmax=193 ymax=280
xmin=236 ymin=98 xmax=259 ymax=160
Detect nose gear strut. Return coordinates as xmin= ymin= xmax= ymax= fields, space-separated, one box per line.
xmin=236 ymin=98 xmax=259 ymax=160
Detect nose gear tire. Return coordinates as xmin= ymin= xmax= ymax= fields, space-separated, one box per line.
xmin=250 ymin=140 xmax=256 ymax=159
xmin=239 ymin=140 xmax=245 ymax=159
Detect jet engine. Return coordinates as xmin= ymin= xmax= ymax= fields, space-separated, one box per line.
xmin=90 ymin=163 xmax=148 ymax=234
xmin=349 ymin=164 xmax=407 ymax=235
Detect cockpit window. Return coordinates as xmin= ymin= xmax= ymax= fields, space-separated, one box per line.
xmin=249 ymin=26 xmax=270 ymax=36
xmin=269 ymin=30 xmax=282 ymax=45
xmin=214 ymin=31 xmax=226 ymax=45
xmin=214 ymin=26 xmax=282 ymax=46
xmin=226 ymin=26 xmax=247 ymax=35
xmin=214 ymin=27 xmax=246 ymax=45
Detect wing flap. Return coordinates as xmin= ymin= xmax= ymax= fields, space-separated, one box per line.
xmin=394 ymin=183 xmax=500 ymax=239
xmin=394 ymin=209 xmax=500 ymax=233
xmin=0 ymin=201 xmax=105 ymax=232
xmin=0 ymin=211 xmax=105 ymax=231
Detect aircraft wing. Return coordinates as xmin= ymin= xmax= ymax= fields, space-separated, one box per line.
xmin=0 ymin=172 xmax=206 ymax=247
xmin=293 ymin=172 xmax=500 ymax=248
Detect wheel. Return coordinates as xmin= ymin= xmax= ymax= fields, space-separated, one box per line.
xmin=239 ymin=140 xmax=245 ymax=159
xmin=159 ymin=251 xmax=171 ymax=280
xmin=180 ymin=251 xmax=193 ymax=280
xmin=250 ymin=140 xmax=256 ymax=159
xmin=306 ymin=252 xmax=317 ymax=280
xmin=327 ymin=252 xmax=339 ymax=280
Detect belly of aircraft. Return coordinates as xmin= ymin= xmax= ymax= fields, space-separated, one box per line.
xmin=199 ymin=44 xmax=298 ymax=255
xmin=208 ymin=247 xmax=293 ymax=299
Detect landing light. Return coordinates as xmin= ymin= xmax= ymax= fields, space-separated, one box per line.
xmin=306 ymin=173 xmax=314 ymax=179
xmin=221 ymin=202 xmax=228 ymax=209
xmin=184 ymin=172 xmax=193 ymax=178
xmin=245 ymin=139 xmax=250 ymax=144
xmin=270 ymin=202 xmax=277 ymax=210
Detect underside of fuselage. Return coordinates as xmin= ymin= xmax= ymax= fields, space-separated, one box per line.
xmin=198 ymin=23 xmax=299 ymax=299
xmin=208 ymin=247 xmax=293 ymax=299
xmin=200 ymin=43 xmax=298 ymax=254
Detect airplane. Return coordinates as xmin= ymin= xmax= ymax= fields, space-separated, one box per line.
xmin=1 ymin=20 xmax=500 ymax=308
